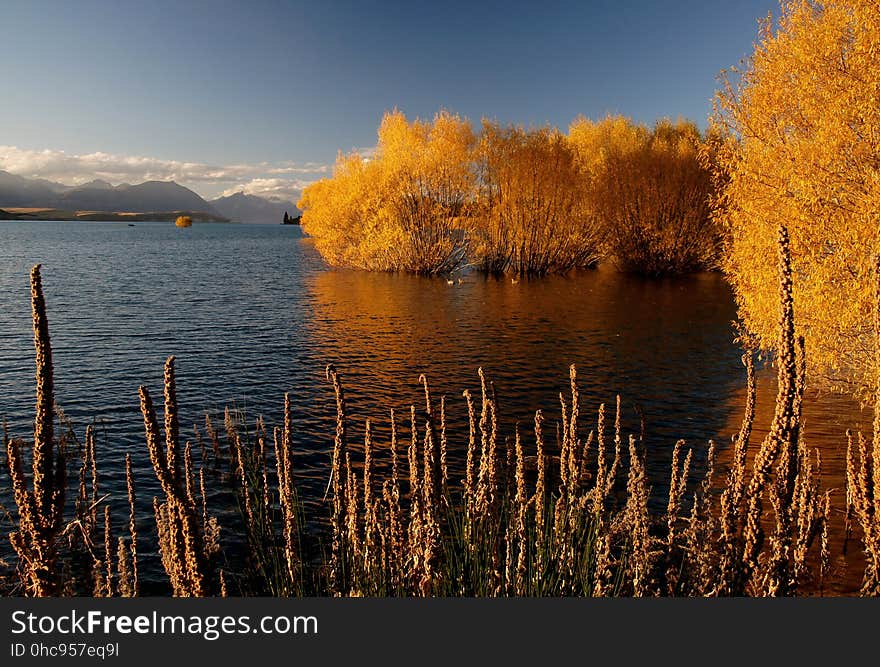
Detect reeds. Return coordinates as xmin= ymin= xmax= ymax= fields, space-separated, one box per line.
xmin=138 ymin=357 xmax=214 ymax=596
xmin=259 ymin=223 xmax=833 ymax=597
xmin=4 ymin=265 xmax=66 ymax=596
xmin=844 ymin=255 xmax=880 ymax=595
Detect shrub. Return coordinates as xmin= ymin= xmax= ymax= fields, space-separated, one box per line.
xmin=570 ymin=116 xmax=719 ymax=276
xmin=298 ymin=110 xmax=476 ymax=274
xmin=473 ymin=122 xmax=604 ymax=275
xmin=715 ymin=0 xmax=880 ymax=396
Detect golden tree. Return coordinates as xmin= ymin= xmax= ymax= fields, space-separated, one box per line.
xmin=297 ymin=153 xmax=396 ymax=270
xmin=716 ymin=0 xmax=880 ymax=395
xmin=298 ymin=110 xmax=476 ymax=274
xmin=474 ymin=121 xmax=603 ymax=275
xmin=382 ymin=110 xmax=477 ymax=273
xmin=570 ymin=116 xmax=718 ymax=276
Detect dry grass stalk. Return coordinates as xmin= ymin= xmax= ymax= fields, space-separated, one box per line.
xmin=419 ymin=375 xmax=440 ymax=511
xmin=5 ymin=265 xmax=66 ymax=597
xmin=532 ymin=408 xmax=549 ymax=585
xmin=362 ymin=419 xmax=377 ymax=578
xmin=273 ymin=393 xmax=300 ymax=592
xmin=122 ymin=453 xmax=138 ymax=596
xmin=325 ymin=364 xmax=347 ymax=593
xmin=219 ymin=570 xmax=228 ymax=597
xmin=739 ymin=227 xmax=805 ymax=594
xmin=256 ymin=419 xmax=270 ymax=519
xmin=418 ymin=376 xmax=441 ymax=593
xmin=116 ymin=536 xmax=133 ymax=597
xmin=475 ymin=368 xmax=491 ymax=515
xmin=193 ymin=421 xmax=207 ymax=464
xmin=406 ymin=403 xmax=424 ymax=588
xmin=198 ymin=469 xmax=220 ymax=562
xmin=625 ymin=435 xmax=652 ymax=596
xmin=74 ymin=424 xmax=99 ymax=548
xmin=200 ymin=477 xmax=220 ymax=571
xmin=100 ymin=505 xmax=112 ymax=597
xmin=463 ymin=390 xmax=477 ymax=518
xmin=343 ymin=450 xmax=361 ymax=592
xmin=590 ymin=397 xmax=623 ymax=522
xmin=139 ymin=357 xmax=212 ymax=596
xmin=204 ymin=414 xmax=221 ymax=460
xmin=513 ymin=425 xmax=528 ymax=592
xmin=439 ymin=395 xmax=449 ymax=490
xmin=720 ymin=353 xmax=755 ymax=549
xmin=386 ymin=409 xmax=404 ymax=587
xmin=666 ymin=439 xmax=692 ymax=589
xmin=845 ymin=256 xmax=880 ymax=595
xmin=232 ymin=431 xmax=253 ymax=529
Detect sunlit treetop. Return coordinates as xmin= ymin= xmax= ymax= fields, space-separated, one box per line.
xmin=716 ymin=0 xmax=880 ymax=397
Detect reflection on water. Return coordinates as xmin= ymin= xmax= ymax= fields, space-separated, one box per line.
xmin=0 ymin=220 xmax=869 ymax=592
xmin=718 ymin=370 xmax=869 ymax=594
xmin=303 ymin=266 xmax=747 ymax=489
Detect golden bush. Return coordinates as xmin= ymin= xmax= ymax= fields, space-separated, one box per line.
xmin=473 ymin=122 xmax=603 ymax=275
xmin=715 ymin=0 xmax=880 ymax=396
xmin=298 ymin=110 xmax=475 ymax=274
xmin=570 ymin=116 xmax=718 ymax=276
xmin=300 ymin=110 xmax=718 ymax=278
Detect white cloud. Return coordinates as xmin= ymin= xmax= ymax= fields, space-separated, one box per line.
xmin=0 ymin=145 xmax=329 ymax=200
xmin=351 ymin=145 xmax=377 ymax=159
xmin=265 ymin=162 xmax=330 ymax=176
xmin=220 ymin=178 xmax=313 ymax=202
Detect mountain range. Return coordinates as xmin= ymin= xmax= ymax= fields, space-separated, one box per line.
xmin=0 ymin=170 xmax=300 ymax=224
xmin=210 ymin=192 xmax=298 ymax=225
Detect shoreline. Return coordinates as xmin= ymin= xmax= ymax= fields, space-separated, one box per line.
xmin=0 ymin=208 xmax=230 ymax=223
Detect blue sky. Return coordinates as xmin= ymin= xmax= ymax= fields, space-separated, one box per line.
xmin=0 ymin=0 xmax=777 ymax=200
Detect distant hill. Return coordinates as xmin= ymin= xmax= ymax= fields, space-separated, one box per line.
xmin=59 ymin=180 xmax=220 ymax=215
xmin=0 ymin=170 xmax=226 ymax=221
xmin=74 ymin=179 xmax=114 ymax=190
xmin=210 ymin=191 xmax=300 ymax=224
xmin=0 ymin=170 xmax=300 ymax=223
xmin=0 ymin=170 xmax=65 ymax=207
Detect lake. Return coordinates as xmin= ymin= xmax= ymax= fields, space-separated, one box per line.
xmin=0 ymin=220 xmax=869 ymax=593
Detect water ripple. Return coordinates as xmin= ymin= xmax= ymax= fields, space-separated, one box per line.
xmin=0 ymin=220 xmax=868 ymax=590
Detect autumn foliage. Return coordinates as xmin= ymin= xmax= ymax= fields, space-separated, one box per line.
xmin=299 ymin=111 xmax=720 ymax=276
xmin=570 ymin=116 xmax=719 ymax=276
xmin=298 ymin=110 xmax=475 ymax=274
xmin=474 ymin=122 xmax=603 ymax=275
xmin=716 ymin=0 xmax=880 ymax=396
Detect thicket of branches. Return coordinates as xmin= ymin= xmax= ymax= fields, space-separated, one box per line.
xmin=298 ymin=111 xmax=720 ymax=277
xmin=473 ymin=122 xmax=604 ymax=276
xmin=570 ymin=117 xmax=721 ymax=276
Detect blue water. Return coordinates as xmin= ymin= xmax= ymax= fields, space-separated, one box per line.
xmin=0 ymin=220 xmax=866 ymax=591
